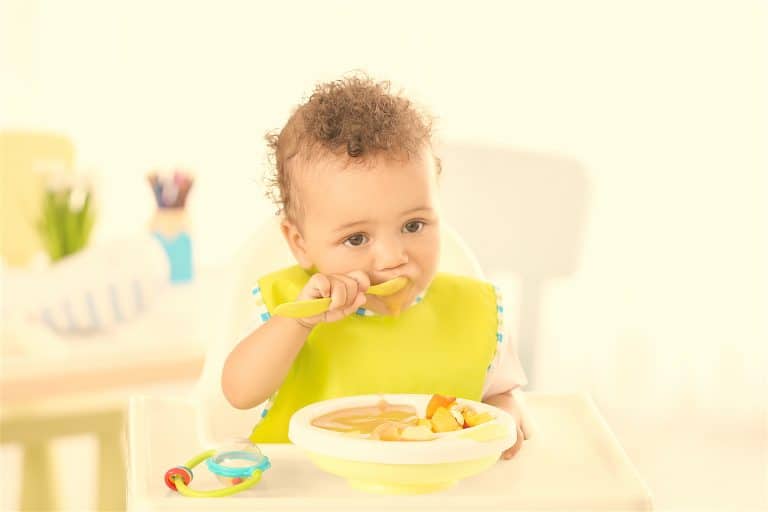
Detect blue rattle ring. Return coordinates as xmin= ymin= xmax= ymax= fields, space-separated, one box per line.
xmin=164 ymin=445 xmax=271 ymax=498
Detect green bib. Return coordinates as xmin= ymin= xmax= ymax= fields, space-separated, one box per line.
xmin=249 ymin=265 xmax=499 ymax=443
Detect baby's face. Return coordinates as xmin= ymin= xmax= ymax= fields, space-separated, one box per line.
xmin=283 ymin=149 xmax=441 ymax=304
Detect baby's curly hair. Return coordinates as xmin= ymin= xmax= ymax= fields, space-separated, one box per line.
xmin=264 ymin=74 xmax=440 ymax=219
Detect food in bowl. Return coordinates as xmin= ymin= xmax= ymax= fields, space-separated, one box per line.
xmin=310 ymin=394 xmax=495 ymax=442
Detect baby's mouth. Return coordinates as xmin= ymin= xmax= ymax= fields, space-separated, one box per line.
xmin=371 ymin=273 xmax=412 ymax=286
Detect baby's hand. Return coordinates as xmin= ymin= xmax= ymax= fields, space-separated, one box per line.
xmin=294 ymin=271 xmax=370 ymax=327
xmin=501 ymin=424 xmax=525 ymax=460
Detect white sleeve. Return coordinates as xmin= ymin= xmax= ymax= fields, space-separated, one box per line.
xmin=481 ymin=285 xmax=529 ymax=399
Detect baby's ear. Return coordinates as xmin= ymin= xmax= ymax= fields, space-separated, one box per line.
xmin=280 ymin=218 xmax=313 ymax=269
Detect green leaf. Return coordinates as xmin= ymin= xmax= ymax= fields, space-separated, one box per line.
xmin=37 ymin=186 xmax=97 ymax=261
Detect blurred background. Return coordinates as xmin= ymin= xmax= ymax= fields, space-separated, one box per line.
xmin=1 ymin=0 xmax=765 ymax=510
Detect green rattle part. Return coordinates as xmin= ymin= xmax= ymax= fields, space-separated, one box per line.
xmin=172 ymin=471 xmax=263 ymax=498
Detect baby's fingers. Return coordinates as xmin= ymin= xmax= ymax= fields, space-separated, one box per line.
xmin=325 ymin=275 xmax=366 ymax=321
xmin=327 ymin=276 xmax=349 ymax=311
xmin=299 ymin=273 xmax=332 ymax=301
xmin=325 ymin=292 xmax=365 ymax=322
xmin=501 ymin=425 xmax=525 ymax=460
xmin=332 ymin=274 xmax=366 ymax=309
xmin=345 ymin=270 xmax=371 ymax=294
xmin=341 ymin=292 xmax=367 ymax=317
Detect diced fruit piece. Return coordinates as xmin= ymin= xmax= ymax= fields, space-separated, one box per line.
xmin=458 ymin=405 xmax=477 ymax=416
xmin=371 ymin=422 xmax=402 ymax=441
xmin=400 ymin=425 xmax=437 ymax=441
xmin=465 ymin=411 xmax=494 ymax=428
xmin=448 ymin=405 xmax=464 ymax=426
xmin=426 ymin=394 xmax=456 ymax=419
xmin=431 ymin=406 xmax=462 ymax=432
xmin=457 ymin=405 xmax=477 ymax=427
xmin=417 ymin=418 xmax=433 ymax=430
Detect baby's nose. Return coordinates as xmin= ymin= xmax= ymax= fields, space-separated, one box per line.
xmin=374 ymin=238 xmax=409 ymax=272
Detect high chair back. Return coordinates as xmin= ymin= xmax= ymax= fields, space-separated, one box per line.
xmin=193 ymin=217 xmax=485 ymax=445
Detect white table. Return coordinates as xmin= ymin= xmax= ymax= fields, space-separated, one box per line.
xmin=129 ymin=392 xmax=653 ymax=511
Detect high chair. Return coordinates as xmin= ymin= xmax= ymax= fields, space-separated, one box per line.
xmin=128 ymin=217 xmax=652 ymax=510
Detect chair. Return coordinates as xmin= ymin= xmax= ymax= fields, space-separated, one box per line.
xmin=434 ymin=142 xmax=590 ymax=387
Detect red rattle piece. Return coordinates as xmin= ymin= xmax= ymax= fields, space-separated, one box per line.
xmin=164 ymin=466 xmax=193 ymax=491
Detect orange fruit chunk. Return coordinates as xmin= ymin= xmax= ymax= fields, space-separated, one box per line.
xmin=426 ymin=394 xmax=456 ymax=419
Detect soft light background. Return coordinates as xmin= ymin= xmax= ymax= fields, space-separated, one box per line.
xmin=2 ymin=0 xmax=766 ymax=510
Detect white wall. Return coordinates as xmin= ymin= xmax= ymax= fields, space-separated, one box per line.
xmin=3 ymin=1 xmax=766 ymax=424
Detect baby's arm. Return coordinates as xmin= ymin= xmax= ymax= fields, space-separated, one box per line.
xmin=222 ymin=315 xmax=312 ymax=409
xmin=221 ymin=271 xmax=369 ymax=410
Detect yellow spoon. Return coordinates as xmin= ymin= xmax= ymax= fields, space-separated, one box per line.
xmin=273 ymin=277 xmax=409 ymax=318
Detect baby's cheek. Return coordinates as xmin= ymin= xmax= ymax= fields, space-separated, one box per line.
xmin=317 ymin=249 xmax=370 ymax=275
xmin=417 ymin=240 xmax=441 ymax=275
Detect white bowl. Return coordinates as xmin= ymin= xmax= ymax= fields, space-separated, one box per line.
xmin=288 ymin=394 xmax=517 ymax=494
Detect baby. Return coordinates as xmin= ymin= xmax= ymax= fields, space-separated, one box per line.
xmin=222 ymin=75 xmax=531 ymax=459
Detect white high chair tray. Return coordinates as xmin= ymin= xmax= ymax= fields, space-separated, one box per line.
xmin=128 ymin=393 xmax=652 ymax=511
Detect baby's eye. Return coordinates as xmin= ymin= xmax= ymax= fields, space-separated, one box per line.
xmin=403 ymin=220 xmax=425 ymax=233
xmin=344 ymin=233 xmax=368 ymax=247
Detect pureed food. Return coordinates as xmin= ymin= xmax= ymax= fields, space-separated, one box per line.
xmin=311 ymin=400 xmax=419 ymax=440
xmin=310 ymin=394 xmax=495 ymax=442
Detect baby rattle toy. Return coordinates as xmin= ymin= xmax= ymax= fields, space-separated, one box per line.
xmin=164 ymin=443 xmax=271 ymax=497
